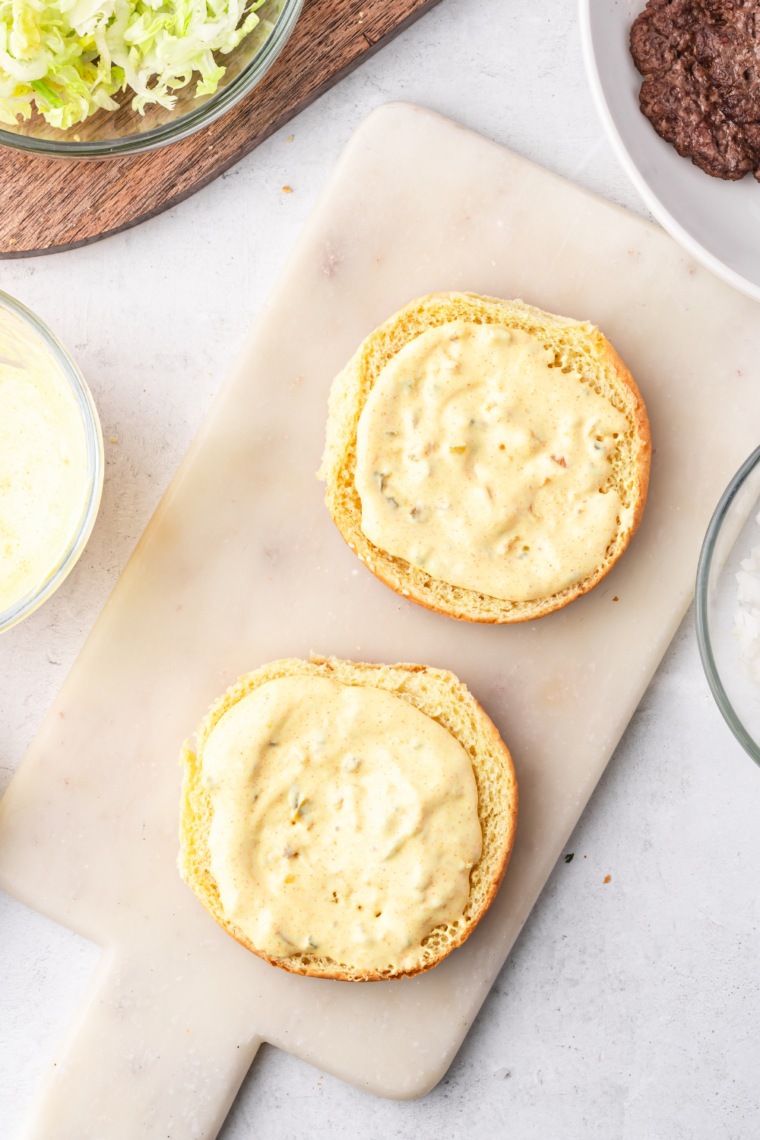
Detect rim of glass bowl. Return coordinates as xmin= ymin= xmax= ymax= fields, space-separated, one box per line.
xmin=0 ymin=291 xmax=104 ymax=634
xmin=696 ymin=443 xmax=760 ymax=767
xmin=0 ymin=0 xmax=303 ymax=160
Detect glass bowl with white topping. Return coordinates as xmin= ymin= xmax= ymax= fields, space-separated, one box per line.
xmin=0 ymin=290 xmax=103 ymax=633
xmin=697 ymin=444 xmax=760 ymax=766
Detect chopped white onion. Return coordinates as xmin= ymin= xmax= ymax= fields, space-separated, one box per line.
xmin=734 ymin=523 xmax=760 ymax=679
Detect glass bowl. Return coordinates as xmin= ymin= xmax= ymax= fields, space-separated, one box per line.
xmin=0 ymin=0 xmax=302 ymax=159
xmin=697 ymin=445 xmax=760 ymax=765
xmin=0 ymin=292 xmax=104 ymax=634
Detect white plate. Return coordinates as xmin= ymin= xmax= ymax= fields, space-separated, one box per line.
xmin=580 ymin=0 xmax=760 ymax=302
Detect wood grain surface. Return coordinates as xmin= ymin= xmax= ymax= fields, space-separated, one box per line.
xmin=0 ymin=0 xmax=441 ymax=259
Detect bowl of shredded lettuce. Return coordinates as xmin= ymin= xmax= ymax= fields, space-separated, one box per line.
xmin=0 ymin=0 xmax=301 ymax=156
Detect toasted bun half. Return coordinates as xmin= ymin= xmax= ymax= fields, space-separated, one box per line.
xmin=178 ymin=654 xmax=517 ymax=982
xmin=318 ymin=292 xmax=651 ymax=623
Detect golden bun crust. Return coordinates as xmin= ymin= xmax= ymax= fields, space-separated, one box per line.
xmin=318 ymin=292 xmax=651 ymax=623
xmin=178 ymin=655 xmax=517 ymax=982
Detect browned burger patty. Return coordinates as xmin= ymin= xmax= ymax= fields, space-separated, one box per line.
xmin=631 ymin=0 xmax=760 ymax=181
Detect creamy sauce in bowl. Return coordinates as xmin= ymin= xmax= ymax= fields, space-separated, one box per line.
xmin=355 ymin=321 xmax=631 ymax=602
xmin=0 ymin=306 xmax=91 ymax=616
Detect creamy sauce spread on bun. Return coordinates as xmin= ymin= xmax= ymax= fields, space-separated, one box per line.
xmin=354 ymin=321 xmax=631 ymax=603
xmin=200 ymin=674 xmax=482 ymax=972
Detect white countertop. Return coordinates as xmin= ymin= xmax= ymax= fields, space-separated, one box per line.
xmin=2 ymin=1 xmax=760 ymax=1135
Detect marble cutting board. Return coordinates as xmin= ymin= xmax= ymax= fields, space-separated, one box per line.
xmin=3 ymin=101 xmax=760 ymax=1140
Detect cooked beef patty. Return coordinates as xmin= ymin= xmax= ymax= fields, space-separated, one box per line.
xmin=631 ymin=0 xmax=760 ymax=181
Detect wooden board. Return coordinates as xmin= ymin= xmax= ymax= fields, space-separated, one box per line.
xmin=5 ymin=102 xmax=760 ymax=1139
xmin=0 ymin=0 xmax=440 ymax=259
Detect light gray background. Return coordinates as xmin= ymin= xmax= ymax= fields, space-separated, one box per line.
xmin=2 ymin=2 xmax=759 ymax=1137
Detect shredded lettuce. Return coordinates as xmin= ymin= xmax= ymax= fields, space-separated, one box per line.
xmin=0 ymin=0 xmax=267 ymax=129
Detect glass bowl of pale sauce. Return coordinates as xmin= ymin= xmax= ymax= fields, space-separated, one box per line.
xmin=697 ymin=444 xmax=760 ymax=766
xmin=0 ymin=291 xmax=103 ymax=634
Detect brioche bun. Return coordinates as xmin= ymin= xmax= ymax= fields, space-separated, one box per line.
xmin=178 ymin=655 xmax=517 ymax=981
xmin=318 ymin=292 xmax=650 ymax=623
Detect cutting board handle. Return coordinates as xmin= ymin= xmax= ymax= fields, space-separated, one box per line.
xmin=17 ymin=943 xmax=262 ymax=1140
